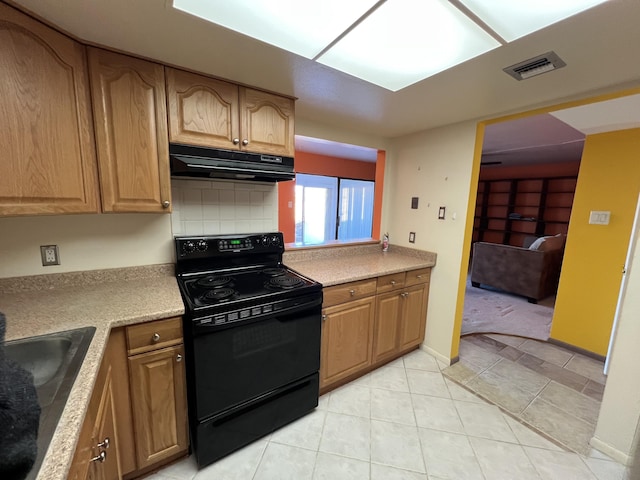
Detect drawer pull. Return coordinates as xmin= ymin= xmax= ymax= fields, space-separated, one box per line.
xmin=401 ymin=292 xmax=409 ymax=298
xmin=349 ymin=289 xmax=355 ymax=296
xmin=91 ymin=451 xmax=107 ymax=463
xmin=152 ymin=333 xmax=160 ymax=342
xmin=322 ymin=315 xmax=327 ymax=322
xmin=390 ymin=280 xmax=396 ymax=286
xmin=416 ymin=275 xmax=423 ymax=279
xmin=96 ymin=437 xmax=110 ymax=449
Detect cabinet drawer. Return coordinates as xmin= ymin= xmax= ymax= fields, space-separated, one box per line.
xmin=126 ymin=317 xmax=183 ymax=355
xmin=323 ymin=279 xmax=377 ymax=307
xmin=376 ymin=272 xmax=406 ymax=293
xmin=405 ymin=268 xmax=431 ymax=286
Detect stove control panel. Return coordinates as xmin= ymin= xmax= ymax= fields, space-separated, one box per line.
xmin=176 ymin=232 xmax=284 ymax=259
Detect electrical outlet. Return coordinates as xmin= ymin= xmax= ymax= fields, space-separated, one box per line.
xmin=409 ymin=232 xmax=416 ymax=243
xmin=40 ymin=245 xmax=60 ymax=266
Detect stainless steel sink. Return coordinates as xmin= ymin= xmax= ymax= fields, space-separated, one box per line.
xmin=4 ymin=326 xmax=96 ymax=480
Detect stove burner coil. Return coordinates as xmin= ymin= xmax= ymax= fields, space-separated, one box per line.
xmin=267 ymin=275 xmax=304 ymax=290
xmin=196 ymin=275 xmax=233 ymax=288
xmin=201 ymin=287 xmax=236 ymax=302
xmin=262 ymin=267 xmax=287 ymax=277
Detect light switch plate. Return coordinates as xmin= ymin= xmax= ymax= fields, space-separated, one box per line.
xmin=589 ymin=211 xmax=610 ymax=225
xmin=409 ymin=232 xmax=415 ymax=243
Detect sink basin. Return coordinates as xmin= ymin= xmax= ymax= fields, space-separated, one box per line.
xmin=5 ymin=335 xmax=73 ymax=388
xmin=3 ymin=326 xmax=96 ymax=480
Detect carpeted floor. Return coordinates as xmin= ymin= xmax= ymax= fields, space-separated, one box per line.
xmin=461 ymin=277 xmax=554 ymax=340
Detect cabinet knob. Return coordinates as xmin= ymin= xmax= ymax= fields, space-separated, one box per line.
xmin=91 ymin=451 xmax=107 ymax=463
xmin=401 ymin=292 xmax=409 ymax=298
xmin=162 ymin=200 xmax=170 ymax=208
xmin=242 ymin=139 xmax=249 ymax=146
xmin=390 ymin=280 xmax=396 ymax=286
xmin=97 ymin=437 xmax=110 ymax=449
xmin=176 ymin=354 xmax=183 ymax=362
xmin=152 ymin=333 xmax=160 ymax=342
xmin=233 ymin=138 xmax=240 ymax=145
xmin=321 ymin=315 xmax=327 ymax=322
xmin=416 ymin=275 xmax=423 ymax=279
xmin=349 ymin=289 xmax=355 ymax=296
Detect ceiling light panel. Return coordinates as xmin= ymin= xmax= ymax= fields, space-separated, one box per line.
xmin=459 ymin=0 xmax=608 ymax=42
xmin=173 ymin=0 xmax=380 ymax=59
xmin=317 ymin=0 xmax=500 ymax=91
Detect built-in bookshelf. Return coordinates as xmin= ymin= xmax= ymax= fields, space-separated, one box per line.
xmin=473 ymin=176 xmax=577 ymax=246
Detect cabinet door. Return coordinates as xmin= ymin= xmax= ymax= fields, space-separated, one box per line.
xmin=239 ymin=88 xmax=294 ymax=156
xmin=398 ymin=284 xmax=429 ymax=352
xmin=128 ymin=345 xmax=188 ymax=469
xmin=320 ymin=297 xmax=375 ymax=390
xmin=166 ymin=68 xmax=240 ymax=149
xmin=91 ymin=366 xmax=122 ymax=480
xmin=0 ymin=3 xmax=99 ymax=216
xmin=88 ymin=48 xmax=171 ymax=213
xmin=373 ymin=291 xmax=402 ymax=363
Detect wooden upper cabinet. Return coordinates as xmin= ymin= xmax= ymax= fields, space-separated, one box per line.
xmin=0 ymin=3 xmax=99 ymax=216
xmin=239 ymin=87 xmax=294 ymax=156
xmin=166 ymin=68 xmax=239 ymax=149
xmin=88 ymin=48 xmax=171 ymax=213
xmin=166 ymin=68 xmax=295 ymax=156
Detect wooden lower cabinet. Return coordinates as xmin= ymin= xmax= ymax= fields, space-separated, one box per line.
xmin=320 ymin=296 xmax=375 ymax=390
xmin=320 ymin=268 xmax=431 ymax=392
xmin=68 ymin=340 xmax=122 ymax=480
xmin=128 ymin=344 xmax=188 ymax=469
xmin=70 ymin=320 xmax=187 ymax=480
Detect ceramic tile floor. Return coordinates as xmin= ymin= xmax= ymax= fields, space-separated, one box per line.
xmin=146 ymin=348 xmax=629 ymax=480
xmin=443 ymin=334 xmax=607 ymax=457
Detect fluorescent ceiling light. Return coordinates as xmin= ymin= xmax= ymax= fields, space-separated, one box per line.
xmin=173 ymin=0 xmax=607 ymax=91
xmin=317 ymin=0 xmax=499 ymax=91
xmin=172 ymin=0 xmax=380 ymax=58
xmin=459 ymin=0 xmax=608 ymax=42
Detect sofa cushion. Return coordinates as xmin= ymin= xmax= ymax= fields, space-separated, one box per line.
xmin=539 ymin=234 xmax=565 ymax=252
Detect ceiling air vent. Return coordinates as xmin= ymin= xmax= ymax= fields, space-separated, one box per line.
xmin=503 ymin=51 xmax=566 ymax=81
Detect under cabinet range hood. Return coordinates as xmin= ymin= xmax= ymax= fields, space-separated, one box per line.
xmin=169 ymin=143 xmax=295 ymax=182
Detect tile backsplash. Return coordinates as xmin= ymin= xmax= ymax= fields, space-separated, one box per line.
xmin=170 ymin=179 xmax=278 ymax=236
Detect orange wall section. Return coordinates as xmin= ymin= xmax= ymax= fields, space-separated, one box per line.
xmin=278 ymin=151 xmax=380 ymax=243
xmin=550 ymin=128 xmax=640 ymax=355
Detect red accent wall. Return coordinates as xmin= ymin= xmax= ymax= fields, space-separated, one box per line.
xmin=278 ymin=151 xmax=380 ymax=243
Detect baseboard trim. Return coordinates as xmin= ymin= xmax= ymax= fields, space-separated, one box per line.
xmin=547 ymin=338 xmax=606 ymax=363
xmin=420 ymin=344 xmax=456 ymax=366
xmin=589 ymin=435 xmax=633 ymax=466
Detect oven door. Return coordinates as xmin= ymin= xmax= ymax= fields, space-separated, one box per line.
xmin=189 ymin=294 xmax=322 ymax=421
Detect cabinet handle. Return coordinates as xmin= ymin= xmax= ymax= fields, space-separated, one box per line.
xmin=242 ymin=139 xmax=249 ymax=146
xmin=91 ymin=451 xmax=107 ymax=463
xmin=96 ymin=437 xmax=110 ymax=449
xmin=233 ymin=138 xmax=240 ymax=145
xmin=416 ymin=275 xmax=423 ymax=279
xmin=321 ymin=315 xmax=327 ymax=322
xmin=152 ymin=333 xmax=160 ymax=342
xmin=162 ymin=200 xmax=170 ymax=208
xmin=349 ymin=289 xmax=355 ymax=296
xmin=390 ymin=280 xmax=396 ymax=286
xmin=401 ymin=292 xmax=409 ymax=298
xmin=176 ymin=354 xmax=183 ymax=362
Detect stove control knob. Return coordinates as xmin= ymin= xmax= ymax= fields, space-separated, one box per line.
xmin=183 ymin=241 xmax=196 ymax=253
xmin=270 ymin=235 xmax=280 ymax=246
xmin=260 ymin=236 xmax=270 ymax=246
xmin=196 ymin=240 xmax=208 ymax=251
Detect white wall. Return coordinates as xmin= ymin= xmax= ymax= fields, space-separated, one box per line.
xmin=591 ymin=201 xmax=640 ymax=464
xmin=388 ymin=121 xmax=479 ymax=361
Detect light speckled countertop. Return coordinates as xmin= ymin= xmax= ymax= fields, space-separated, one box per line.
xmin=0 ymin=264 xmax=184 ymax=480
xmin=0 ymin=244 xmax=435 ymax=480
xmin=284 ymin=244 xmax=437 ymax=286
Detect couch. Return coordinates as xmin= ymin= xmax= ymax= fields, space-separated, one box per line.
xmin=470 ymin=235 xmax=566 ymax=303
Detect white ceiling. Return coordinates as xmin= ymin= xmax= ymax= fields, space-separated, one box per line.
xmin=10 ymin=0 xmax=640 ymax=164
